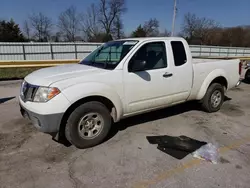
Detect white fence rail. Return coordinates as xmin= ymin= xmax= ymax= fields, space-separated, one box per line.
xmin=1 ymin=42 xmax=250 ymax=61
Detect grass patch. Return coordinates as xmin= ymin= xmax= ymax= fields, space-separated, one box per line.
xmin=0 ymin=67 xmax=42 ymax=80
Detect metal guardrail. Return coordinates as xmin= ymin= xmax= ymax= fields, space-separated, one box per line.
xmin=193 ymin=56 xmax=250 ymax=59
xmin=1 ymin=42 xmax=250 ymax=61
xmin=0 ymin=42 xmax=101 ymax=61
xmin=0 ymin=57 xmax=250 ymax=68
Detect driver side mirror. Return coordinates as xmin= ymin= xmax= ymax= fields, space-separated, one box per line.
xmin=129 ymin=59 xmax=146 ymax=72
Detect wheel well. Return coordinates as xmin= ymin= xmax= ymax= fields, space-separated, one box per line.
xmin=59 ymin=96 xmax=116 ymax=137
xmin=209 ymin=76 xmax=228 ymax=89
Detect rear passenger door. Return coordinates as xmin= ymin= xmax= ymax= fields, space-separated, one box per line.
xmin=170 ymin=41 xmax=193 ymax=103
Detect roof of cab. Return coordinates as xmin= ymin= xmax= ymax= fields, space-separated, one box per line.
xmin=115 ymin=37 xmax=184 ymax=42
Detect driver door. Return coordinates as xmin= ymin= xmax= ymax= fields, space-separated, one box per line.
xmin=123 ymin=41 xmax=175 ymax=115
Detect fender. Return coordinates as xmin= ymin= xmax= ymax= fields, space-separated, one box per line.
xmin=62 ymin=82 xmax=124 ymax=121
xmin=196 ymin=69 xmax=228 ymax=100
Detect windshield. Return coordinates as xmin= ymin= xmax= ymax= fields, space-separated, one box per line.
xmin=79 ymin=40 xmax=139 ymax=69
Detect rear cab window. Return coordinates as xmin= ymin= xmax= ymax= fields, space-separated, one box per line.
xmin=171 ymin=41 xmax=187 ymax=66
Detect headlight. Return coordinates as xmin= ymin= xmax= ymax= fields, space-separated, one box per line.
xmin=33 ymin=87 xmax=60 ymax=102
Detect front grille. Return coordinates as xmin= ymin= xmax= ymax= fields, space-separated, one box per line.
xmin=21 ymin=82 xmax=38 ymax=102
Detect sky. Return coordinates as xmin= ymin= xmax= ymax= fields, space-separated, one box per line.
xmin=1 ymin=0 xmax=250 ymax=35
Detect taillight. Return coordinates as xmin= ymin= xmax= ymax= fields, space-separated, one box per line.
xmin=239 ymin=61 xmax=242 ymax=75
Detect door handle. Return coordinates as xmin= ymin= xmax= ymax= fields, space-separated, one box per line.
xmin=163 ymin=72 xmax=173 ymax=78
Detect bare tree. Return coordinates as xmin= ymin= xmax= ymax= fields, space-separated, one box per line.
xmin=99 ymin=0 xmax=126 ymax=35
xmin=29 ymin=12 xmax=53 ymax=42
xmin=50 ymin=32 xmax=62 ymax=42
xmin=131 ymin=18 xmax=160 ymax=37
xmin=181 ymin=13 xmax=197 ymax=41
xmin=58 ymin=6 xmax=81 ymax=41
xmin=131 ymin=25 xmax=147 ymax=37
xmin=143 ymin=18 xmax=159 ymax=37
xmin=158 ymin=29 xmax=171 ymax=37
xmin=181 ymin=13 xmax=219 ymax=44
xmin=23 ymin=20 xmax=31 ymax=40
xmin=81 ymin=0 xmax=126 ymax=41
xmin=81 ymin=3 xmax=102 ymax=41
xmin=112 ymin=14 xmax=124 ymax=39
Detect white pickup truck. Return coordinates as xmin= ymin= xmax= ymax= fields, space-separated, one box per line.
xmin=19 ymin=37 xmax=242 ymax=149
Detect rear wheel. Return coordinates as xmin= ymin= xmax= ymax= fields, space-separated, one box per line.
xmin=65 ymin=101 xmax=112 ymax=149
xmin=201 ymin=83 xmax=225 ymax=113
xmin=245 ymin=70 xmax=250 ymax=83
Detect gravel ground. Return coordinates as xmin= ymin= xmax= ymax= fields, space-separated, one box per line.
xmin=0 ymin=80 xmax=250 ymax=188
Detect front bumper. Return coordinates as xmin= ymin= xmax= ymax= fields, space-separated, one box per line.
xmin=20 ymin=103 xmax=63 ymax=133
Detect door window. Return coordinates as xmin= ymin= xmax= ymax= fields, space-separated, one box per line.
xmin=171 ymin=41 xmax=187 ymax=66
xmin=128 ymin=42 xmax=167 ymax=72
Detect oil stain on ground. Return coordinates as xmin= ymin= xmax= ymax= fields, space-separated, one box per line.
xmin=219 ymin=157 xmax=231 ymax=164
xmin=0 ymin=118 xmax=35 ymax=151
xmin=220 ymin=103 xmax=245 ymax=117
xmin=42 ymin=144 xmax=76 ymax=163
xmin=1 ymin=117 xmax=76 ymax=164
xmin=235 ymin=165 xmax=242 ymax=169
xmin=231 ymin=87 xmax=244 ymax=92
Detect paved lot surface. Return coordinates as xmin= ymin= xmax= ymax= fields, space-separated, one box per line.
xmin=0 ymin=80 xmax=250 ymax=188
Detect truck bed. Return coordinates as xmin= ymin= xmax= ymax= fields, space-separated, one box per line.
xmin=188 ymin=58 xmax=240 ymax=100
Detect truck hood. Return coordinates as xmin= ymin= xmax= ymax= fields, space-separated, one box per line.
xmin=25 ymin=64 xmax=108 ymax=86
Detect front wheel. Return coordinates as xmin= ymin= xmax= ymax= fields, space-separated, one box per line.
xmin=65 ymin=101 xmax=112 ymax=149
xmin=201 ymin=83 xmax=225 ymax=113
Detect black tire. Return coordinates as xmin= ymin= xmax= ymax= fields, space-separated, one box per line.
xmin=201 ymin=83 xmax=225 ymax=113
xmin=65 ymin=101 xmax=112 ymax=149
xmin=245 ymin=70 xmax=250 ymax=83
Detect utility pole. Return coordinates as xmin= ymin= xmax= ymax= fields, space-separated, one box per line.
xmin=171 ymin=0 xmax=177 ymax=36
